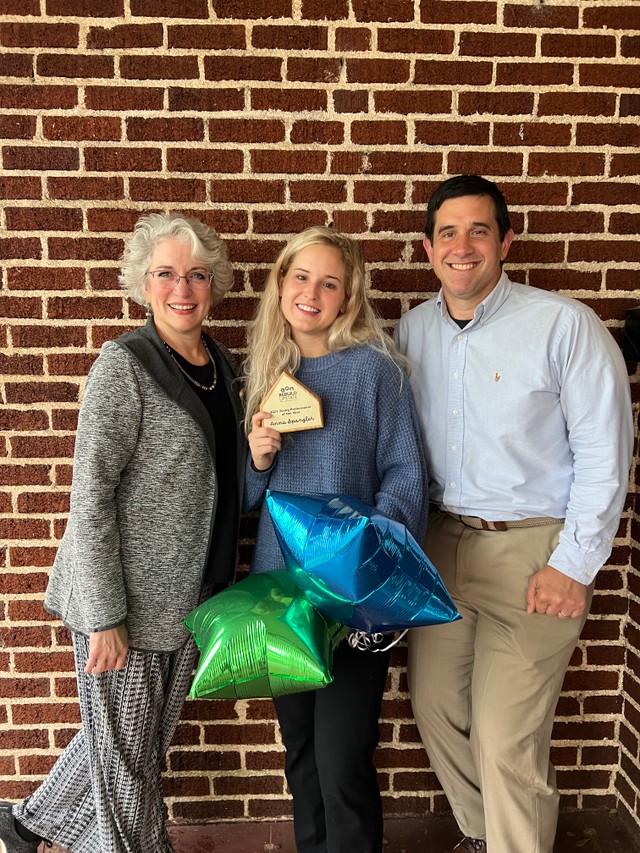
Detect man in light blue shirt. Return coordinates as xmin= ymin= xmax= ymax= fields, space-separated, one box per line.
xmin=394 ymin=175 xmax=633 ymax=853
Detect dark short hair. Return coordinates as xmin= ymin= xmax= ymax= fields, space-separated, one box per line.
xmin=425 ymin=175 xmax=512 ymax=242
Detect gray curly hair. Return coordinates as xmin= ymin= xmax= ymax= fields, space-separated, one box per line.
xmin=119 ymin=213 xmax=234 ymax=307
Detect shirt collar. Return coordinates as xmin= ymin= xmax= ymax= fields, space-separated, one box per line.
xmin=436 ymin=271 xmax=512 ymax=328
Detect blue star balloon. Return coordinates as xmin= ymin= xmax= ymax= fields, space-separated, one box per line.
xmin=183 ymin=571 xmax=347 ymax=700
xmin=266 ymin=490 xmax=460 ymax=633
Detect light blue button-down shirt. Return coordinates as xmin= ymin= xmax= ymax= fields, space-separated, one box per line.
xmin=395 ymin=273 xmax=633 ymax=585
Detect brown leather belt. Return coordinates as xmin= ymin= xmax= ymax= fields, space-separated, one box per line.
xmin=444 ymin=512 xmax=563 ymax=531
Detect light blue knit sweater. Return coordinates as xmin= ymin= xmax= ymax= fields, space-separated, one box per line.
xmin=244 ymin=345 xmax=429 ymax=573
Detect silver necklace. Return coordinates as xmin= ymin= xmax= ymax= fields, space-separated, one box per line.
xmin=163 ymin=335 xmax=217 ymax=392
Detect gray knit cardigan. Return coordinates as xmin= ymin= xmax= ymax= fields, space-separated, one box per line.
xmin=45 ymin=319 xmax=246 ymax=652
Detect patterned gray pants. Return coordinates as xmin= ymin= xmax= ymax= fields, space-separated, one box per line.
xmin=14 ymin=633 xmax=197 ymax=853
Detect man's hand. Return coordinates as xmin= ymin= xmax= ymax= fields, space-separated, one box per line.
xmin=85 ymin=625 xmax=129 ymax=674
xmin=525 ymin=564 xmax=588 ymax=619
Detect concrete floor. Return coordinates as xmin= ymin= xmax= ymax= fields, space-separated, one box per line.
xmin=165 ymin=812 xmax=637 ymax=852
xmin=46 ymin=811 xmax=639 ymax=852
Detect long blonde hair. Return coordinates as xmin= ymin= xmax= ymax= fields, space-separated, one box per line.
xmin=243 ymin=226 xmax=404 ymax=433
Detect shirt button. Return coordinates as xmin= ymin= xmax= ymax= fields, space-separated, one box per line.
xmin=451 ymin=445 xmax=457 ymax=451
xmin=453 ymin=371 xmax=459 ymax=379
xmin=449 ymin=481 xmax=456 ymax=488
xmin=452 ymin=409 xmax=458 ymax=415
xmin=457 ymin=334 xmax=463 ymax=342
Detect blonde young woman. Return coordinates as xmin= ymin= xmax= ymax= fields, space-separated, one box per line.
xmin=0 ymin=214 xmax=245 ymax=853
xmin=244 ymin=227 xmax=428 ymax=853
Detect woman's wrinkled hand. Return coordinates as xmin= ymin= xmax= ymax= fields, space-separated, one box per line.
xmin=85 ymin=625 xmax=129 ymax=674
xmin=248 ymin=410 xmax=282 ymax=471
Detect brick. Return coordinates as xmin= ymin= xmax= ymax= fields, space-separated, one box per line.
xmin=0 ymin=0 xmax=39 ymax=11
xmin=421 ymin=0 xmax=496 ymax=25
xmin=0 ymin=518 xmax=50 ymax=539
xmin=5 ymin=208 xmax=83 ymax=232
xmin=252 ymin=24 xmax=327 ymax=50
xmin=16 ymin=492 xmax=70 ymax=514
xmin=127 ymin=117 xmax=204 ymax=142
xmin=378 ymin=27 xmax=453 ymax=54
xmin=346 ymin=58 xmax=410 ymax=84
xmin=496 ymin=62 xmax=574 ymax=86
xmin=542 ymin=33 xmax=616 ymax=59
xmin=213 ymin=0 xmax=292 ymax=17
xmin=251 ymin=88 xmax=327 ymax=112
xmin=48 ymin=176 xmax=124 ymax=200
xmin=0 ymin=23 xmax=79 ymax=48
xmin=459 ymin=91 xmax=535 ymax=116
xmin=87 ymin=23 xmax=163 ymax=49
xmin=204 ymin=55 xmax=282 ymax=82
xmin=0 ymin=241 xmax=41 ymax=261
xmin=121 ymin=56 xmax=199 ymax=81
xmin=415 ymin=59 xmax=493 ymax=86
xmin=86 ymin=208 xmax=143 ymax=233
xmin=42 ymin=116 xmax=121 ymax=142
xmin=622 ymin=36 xmax=640 ymax=59
xmin=286 ymin=57 xmax=341 ymax=83
xmin=0 ymin=116 xmax=35 ymax=141
xmin=47 ymin=239 xmax=123 ymax=262
xmin=0 ymin=410 xmax=48 ymax=431
xmin=10 ymin=547 xmax=57 ymax=567
xmin=493 ymin=122 xmax=571 ymax=147
xmin=351 ymin=0 xmax=413 ymax=22
xmin=351 ymin=120 xmax=406 ymax=146
xmin=209 ymin=119 xmax=285 ymax=143
xmin=46 ymin=295 xmax=124 ymax=319
xmin=611 ymin=154 xmax=640 ymax=178
xmin=416 ymin=120 xmax=490 ymax=146
xmin=352 ymin=180 xmax=404 ymax=204
xmin=301 ymin=0 xmax=348 ymax=18
xmin=528 ymin=211 xmax=604 ymax=235
xmin=510 ymin=6 xmax=578 ymax=27
xmin=572 ymin=181 xmax=640 ymax=206
xmin=37 ymin=54 xmax=113 ymax=79
xmin=168 ymin=87 xmax=245 ymax=112
xmin=0 ymin=353 xmax=43 ymax=375
xmin=576 ymin=123 xmax=640 ymax=147
xmin=461 ymin=31 xmax=536 ymax=57
xmin=48 ymin=353 xmax=97 ymax=376
xmin=85 ymin=85 xmax=164 ymax=112
xmin=584 ymin=5 xmax=640 ymax=31
xmin=539 ymin=92 xmax=616 ymax=118
xmin=375 ymin=90 xmax=452 ymax=115
xmin=3 ymin=146 xmax=78 ymax=171
xmin=251 ymin=150 xmax=326 ymax=175
xmin=0 ymin=85 xmax=77 ymax=110
xmin=611 ymin=213 xmax=640 ymax=236
xmin=334 ymin=27 xmax=371 ymax=52
xmin=529 ymin=152 xmax=606 ymax=178
xmin=84 ymin=147 xmax=161 ymax=173
xmin=129 ymin=177 xmax=207 ymax=202
xmin=130 ymin=0 xmax=208 ymax=16
xmin=0 ymin=54 xmax=34 ymax=79
xmin=373 ymin=210 xmax=429 ymax=235
xmin=289 ymin=180 xmax=347 ymax=203
xmin=167 ymin=147 xmax=243 ymax=174
xmin=47 ymin=0 xmax=124 ymax=14
xmin=580 ymin=64 xmax=640 ymax=90
xmin=168 ymin=24 xmax=245 ymax=50
xmin=253 ymin=211 xmax=325 ymax=234
xmin=210 ymin=179 xmax=285 ymax=204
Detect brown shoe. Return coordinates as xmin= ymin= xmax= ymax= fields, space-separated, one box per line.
xmin=454 ymin=838 xmax=487 ymax=852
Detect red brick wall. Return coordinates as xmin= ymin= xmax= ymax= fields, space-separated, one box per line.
xmin=1 ymin=0 xmax=639 ymax=832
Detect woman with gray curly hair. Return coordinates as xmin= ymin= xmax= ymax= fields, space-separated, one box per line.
xmin=0 ymin=214 xmax=246 ymax=853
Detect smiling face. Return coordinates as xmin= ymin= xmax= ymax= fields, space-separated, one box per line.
xmin=144 ymin=237 xmax=212 ymax=348
xmin=424 ymin=194 xmax=514 ymax=320
xmin=279 ymin=242 xmax=347 ymax=357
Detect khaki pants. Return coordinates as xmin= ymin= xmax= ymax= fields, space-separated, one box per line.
xmin=408 ymin=510 xmax=593 ymax=853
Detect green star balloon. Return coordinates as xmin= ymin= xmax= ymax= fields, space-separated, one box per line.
xmin=183 ymin=571 xmax=348 ymax=700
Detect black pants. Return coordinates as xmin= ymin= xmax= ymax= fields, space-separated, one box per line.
xmin=274 ymin=640 xmax=391 ymax=853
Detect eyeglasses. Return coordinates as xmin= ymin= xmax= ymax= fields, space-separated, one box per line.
xmin=147 ymin=270 xmax=213 ymax=290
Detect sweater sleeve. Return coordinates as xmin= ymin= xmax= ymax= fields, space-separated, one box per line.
xmin=371 ymin=359 xmax=429 ymax=543
xmin=62 ymin=343 xmax=143 ymax=632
